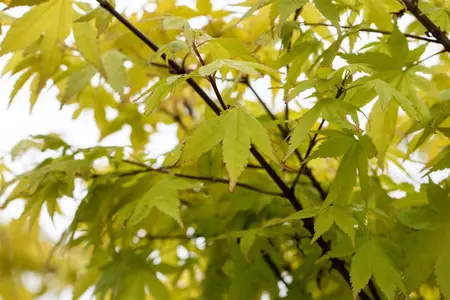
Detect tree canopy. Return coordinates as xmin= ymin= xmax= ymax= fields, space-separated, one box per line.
xmin=0 ymin=0 xmax=450 ymax=299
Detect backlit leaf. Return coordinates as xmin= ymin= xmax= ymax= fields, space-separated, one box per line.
xmin=312 ymin=207 xmax=334 ymax=242
xmin=313 ymin=0 xmax=340 ymax=29
xmin=222 ymin=109 xmax=252 ymax=191
xmin=102 ymin=50 xmax=126 ymax=94
xmin=367 ymin=99 xmax=398 ymax=167
xmin=39 ymin=0 xmax=71 ymax=88
xmin=180 ymin=115 xmax=227 ymax=162
xmin=284 ymin=104 xmax=321 ymax=160
xmin=73 ymin=22 xmax=106 ymax=76
xmin=1 ymin=0 xmax=58 ymax=52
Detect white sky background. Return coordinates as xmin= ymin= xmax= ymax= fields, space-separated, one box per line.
xmin=0 ymin=0 xmax=448 ymax=298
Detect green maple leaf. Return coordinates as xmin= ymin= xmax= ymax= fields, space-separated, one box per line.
xmin=94 ymin=250 xmax=170 ymax=300
xmin=398 ymin=182 xmax=450 ymax=297
xmin=284 ymin=99 xmax=360 ymax=161
xmin=305 ymin=133 xmax=375 ymax=210
xmin=312 ymin=206 xmax=357 ymax=244
xmin=1 ymin=0 xmax=69 ymax=53
xmin=73 ymin=21 xmax=107 ymax=77
xmin=102 ymin=50 xmax=126 ymax=94
xmin=123 ymin=176 xmax=197 ymax=227
xmin=351 ymin=238 xmax=405 ymax=299
xmin=180 ymin=107 xmax=277 ymax=191
xmin=39 ymin=0 xmax=71 ymax=88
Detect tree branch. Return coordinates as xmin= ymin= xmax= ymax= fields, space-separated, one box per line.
xmin=114 ymin=161 xmax=285 ymax=197
xmin=146 ymin=234 xmax=196 ymax=240
xmin=97 ymin=0 xmax=222 ymax=116
xmin=244 ymin=79 xmax=327 ymax=199
xmin=290 ymin=119 xmax=326 ymax=192
xmin=301 ymin=21 xmax=440 ymax=44
xmin=173 ymin=173 xmax=284 ymax=197
xmin=399 ymin=0 xmax=450 ymax=52
xmin=192 ymin=43 xmax=228 ymax=110
xmin=96 ymin=3 xmax=373 ymax=299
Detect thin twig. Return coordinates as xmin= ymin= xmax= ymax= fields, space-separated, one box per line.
xmin=159 ymin=107 xmax=190 ymax=132
xmin=146 ymin=234 xmax=196 ymax=240
xmin=110 ymin=161 xmax=285 ymax=197
xmin=416 ymin=49 xmax=445 ymax=65
xmin=173 ymin=173 xmax=284 ymax=197
xmin=301 ymin=21 xmax=440 ymax=43
xmin=248 ymin=163 xmax=297 ymax=173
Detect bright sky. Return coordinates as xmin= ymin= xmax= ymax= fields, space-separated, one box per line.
xmin=0 ymin=0 xmax=448 ymax=298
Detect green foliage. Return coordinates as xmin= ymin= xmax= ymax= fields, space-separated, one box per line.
xmin=0 ymin=0 xmax=449 ymax=299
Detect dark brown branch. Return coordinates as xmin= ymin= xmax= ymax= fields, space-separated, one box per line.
xmin=192 ymin=43 xmax=228 ymax=110
xmin=172 ymin=173 xmax=284 ymax=197
xmin=122 ymin=159 xmax=151 ymax=169
xmin=244 ymin=79 xmax=327 ymax=199
xmin=248 ymin=163 xmax=297 ymax=173
xmin=96 ymin=3 xmax=372 ymax=299
xmin=110 ymin=162 xmax=284 ymax=197
xmin=301 ymin=21 xmax=440 ymax=43
xmin=400 ymin=0 xmax=450 ymax=52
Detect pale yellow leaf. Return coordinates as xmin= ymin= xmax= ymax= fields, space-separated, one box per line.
xmin=1 ymin=0 xmax=60 ymax=53
xmin=39 ymin=0 xmax=72 ymax=88
xmin=73 ymin=21 xmax=106 ymax=77
xmin=222 ymin=109 xmax=252 ymax=191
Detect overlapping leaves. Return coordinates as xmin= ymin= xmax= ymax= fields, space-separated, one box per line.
xmin=180 ymin=107 xmax=277 ymax=191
